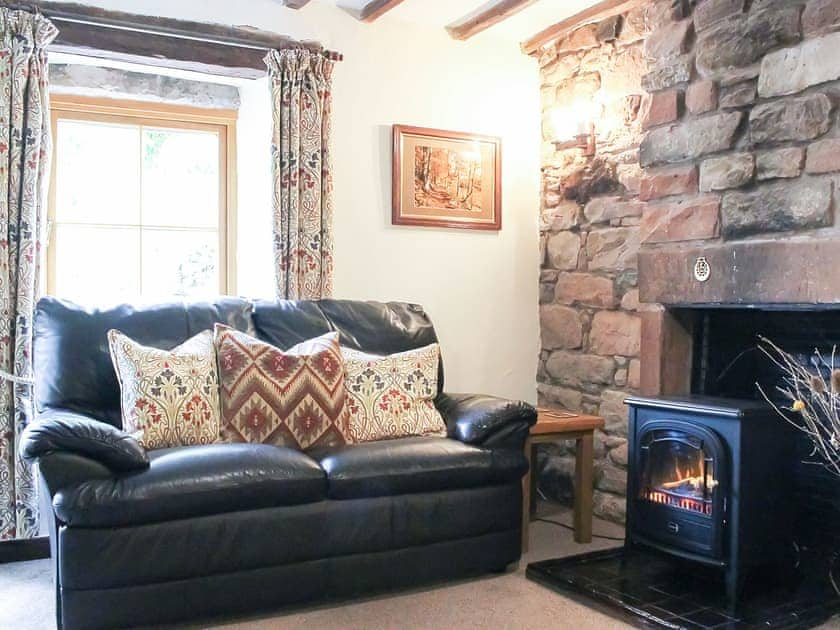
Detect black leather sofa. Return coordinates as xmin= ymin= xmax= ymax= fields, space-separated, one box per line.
xmin=21 ymin=297 xmax=537 ymax=630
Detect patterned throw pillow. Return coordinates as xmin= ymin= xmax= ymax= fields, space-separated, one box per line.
xmin=342 ymin=344 xmax=447 ymax=443
xmin=214 ymin=326 xmax=351 ymax=450
xmin=108 ymin=330 xmax=221 ymax=450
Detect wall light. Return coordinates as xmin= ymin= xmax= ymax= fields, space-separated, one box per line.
xmin=550 ymin=103 xmax=596 ymax=156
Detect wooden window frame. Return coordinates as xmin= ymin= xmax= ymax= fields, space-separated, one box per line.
xmin=47 ymin=94 xmax=238 ymax=298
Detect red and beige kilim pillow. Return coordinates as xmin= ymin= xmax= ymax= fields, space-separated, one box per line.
xmin=214 ymin=325 xmax=351 ymax=450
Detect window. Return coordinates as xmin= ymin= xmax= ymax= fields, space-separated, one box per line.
xmin=47 ymin=95 xmax=237 ymax=304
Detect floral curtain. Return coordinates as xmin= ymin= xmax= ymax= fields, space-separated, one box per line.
xmin=265 ymin=49 xmax=336 ymax=300
xmin=0 ymin=8 xmax=57 ymax=540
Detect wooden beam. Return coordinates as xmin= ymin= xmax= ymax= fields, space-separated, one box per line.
xmin=279 ymin=0 xmax=312 ymax=8
xmin=5 ymin=1 xmax=338 ymax=78
xmin=447 ymin=0 xmax=540 ymax=41
xmin=521 ymin=0 xmax=648 ymax=56
xmin=359 ymin=0 xmax=409 ymax=23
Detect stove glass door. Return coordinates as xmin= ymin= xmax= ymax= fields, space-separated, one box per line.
xmin=639 ymin=429 xmax=718 ymax=518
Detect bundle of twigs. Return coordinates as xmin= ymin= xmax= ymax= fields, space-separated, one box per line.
xmin=757 ymin=336 xmax=840 ymax=478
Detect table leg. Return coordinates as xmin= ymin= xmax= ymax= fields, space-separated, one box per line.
xmin=522 ymin=436 xmax=532 ymax=553
xmin=574 ymin=431 xmax=594 ymax=543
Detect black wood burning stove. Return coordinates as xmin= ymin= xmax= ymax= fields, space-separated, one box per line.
xmin=625 ymin=395 xmax=797 ymax=605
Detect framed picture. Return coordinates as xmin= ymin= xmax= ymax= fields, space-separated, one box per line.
xmin=392 ymin=125 xmax=501 ymax=231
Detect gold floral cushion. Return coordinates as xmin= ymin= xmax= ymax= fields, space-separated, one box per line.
xmin=108 ymin=330 xmax=221 ymax=450
xmin=215 ymin=326 xmax=351 ymax=450
xmin=342 ymin=344 xmax=447 ymax=443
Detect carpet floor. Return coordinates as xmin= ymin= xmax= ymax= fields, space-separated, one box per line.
xmin=2 ymin=505 xmax=837 ymax=629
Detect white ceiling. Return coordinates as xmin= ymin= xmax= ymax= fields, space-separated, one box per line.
xmin=332 ymin=0 xmax=601 ymax=42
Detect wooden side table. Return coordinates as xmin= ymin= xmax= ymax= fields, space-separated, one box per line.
xmin=522 ymin=408 xmax=605 ymax=551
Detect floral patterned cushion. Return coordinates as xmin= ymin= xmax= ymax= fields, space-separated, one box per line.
xmin=215 ymin=326 xmax=351 ymax=450
xmin=342 ymin=344 xmax=447 ymax=443
xmin=107 ymin=330 xmax=221 ymax=450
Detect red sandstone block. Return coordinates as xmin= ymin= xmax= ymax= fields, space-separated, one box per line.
xmin=643 ymin=90 xmax=681 ymax=130
xmin=641 ymin=196 xmax=721 ymax=243
xmin=686 ymin=80 xmax=718 ymax=115
xmin=805 ymin=138 xmax=840 ymax=174
xmin=639 ymin=165 xmax=699 ymax=201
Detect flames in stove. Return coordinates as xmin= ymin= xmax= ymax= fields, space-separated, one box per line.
xmin=642 ymin=461 xmax=717 ymax=516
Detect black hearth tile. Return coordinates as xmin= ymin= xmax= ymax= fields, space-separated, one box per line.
xmin=653 ymin=596 xmax=707 ymax=617
xmin=638 ymin=603 xmax=679 ymax=621
xmin=680 ymin=608 xmax=739 ymax=628
xmin=601 ymin=578 xmax=671 ymax=604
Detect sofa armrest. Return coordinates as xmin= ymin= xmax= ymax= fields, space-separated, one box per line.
xmin=20 ymin=409 xmax=149 ymax=473
xmin=435 ymin=393 xmax=537 ymax=449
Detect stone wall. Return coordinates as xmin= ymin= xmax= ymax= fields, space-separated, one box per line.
xmin=537 ymin=0 xmax=840 ymax=523
xmin=50 ymin=64 xmax=241 ymax=110
xmin=536 ymin=4 xmax=665 ymax=523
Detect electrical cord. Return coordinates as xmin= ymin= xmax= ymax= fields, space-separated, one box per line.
xmin=535 ymin=517 xmax=625 ymax=542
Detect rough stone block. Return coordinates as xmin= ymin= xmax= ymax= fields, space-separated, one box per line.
xmin=600 ymin=389 xmax=630 ymax=435
xmin=597 ymin=15 xmax=622 ymax=42
xmin=628 ymin=359 xmax=641 ymax=389
xmin=686 ymin=79 xmax=718 ymax=114
xmin=641 ymin=196 xmax=721 ymax=243
xmin=621 ymin=289 xmax=640 ymax=311
xmin=806 ymin=138 xmax=840 ymax=174
xmin=758 ymin=32 xmax=840 ymax=98
xmin=540 ymin=304 xmax=584 ymax=350
xmin=590 ymin=311 xmax=642 ymax=357
xmin=803 ymin=0 xmax=840 ymax=36
xmin=586 ymin=227 xmax=639 ymax=271
xmin=696 ymin=9 xmax=801 ymax=81
xmin=554 ymin=273 xmax=617 ymax=308
xmin=719 ymin=81 xmax=756 ymax=108
xmin=594 ymin=490 xmax=626 ymax=523
xmin=545 ymin=351 xmax=615 ymax=387
xmin=584 ymin=196 xmax=646 ymax=223
xmin=642 ymin=54 xmax=694 ymax=92
xmin=596 ymin=462 xmax=628 ymax=494
xmin=750 ymin=94 xmax=832 ymax=144
xmin=699 ymin=152 xmax=755 ymax=191
xmin=543 ymin=201 xmax=580 ymax=231
xmin=643 ymin=89 xmax=681 ymax=129
xmin=694 ymin=0 xmax=746 ymax=31
xmin=609 ymin=441 xmax=629 ymax=467
xmin=644 ymin=18 xmax=692 ymax=60
xmin=721 ymin=178 xmax=832 ymax=238
xmin=617 ymin=163 xmax=643 ymax=195
xmin=756 ymin=147 xmax=805 ymax=180
xmin=564 ymin=23 xmax=599 ymax=50
xmin=639 ymin=164 xmax=699 ymax=200
xmin=640 ymin=111 xmax=742 ymax=166
xmin=546 ymin=231 xmax=581 ymax=270
xmin=537 ymin=382 xmax=583 ymax=411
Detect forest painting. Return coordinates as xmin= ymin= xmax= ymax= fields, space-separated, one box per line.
xmin=393 ymin=125 xmax=501 ymax=231
xmin=413 ymin=145 xmax=482 ymax=212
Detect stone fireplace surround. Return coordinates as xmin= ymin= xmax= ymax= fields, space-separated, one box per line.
xmin=536 ymin=0 xmax=840 ymax=523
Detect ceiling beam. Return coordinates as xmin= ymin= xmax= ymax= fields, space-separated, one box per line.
xmin=279 ymin=0 xmax=313 ymax=8
xmin=447 ymin=0 xmax=540 ymax=41
xmin=521 ymin=0 xmax=648 ymax=56
xmin=355 ymin=0 xmax=409 ymax=23
xmin=7 ymin=1 xmax=337 ymax=78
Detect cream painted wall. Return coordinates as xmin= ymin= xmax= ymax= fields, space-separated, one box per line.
xmin=53 ymin=0 xmax=542 ymax=402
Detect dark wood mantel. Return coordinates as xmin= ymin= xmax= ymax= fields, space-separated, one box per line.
xmin=4 ymin=1 xmax=339 ymax=78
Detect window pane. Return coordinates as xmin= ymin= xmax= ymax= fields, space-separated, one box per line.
xmin=56 ymin=120 xmax=140 ymax=225
xmin=53 ymin=225 xmax=140 ymax=305
xmin=142 ymin=127 xmax=220 ymax=229
xmin=141 ymin=229 xmax=219 ymax=300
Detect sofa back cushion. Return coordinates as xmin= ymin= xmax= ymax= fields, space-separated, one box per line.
xmin=34 ymin=297 xmax=255 ymax=427
xmin=252 ymin=299 xmax=444 ymax=394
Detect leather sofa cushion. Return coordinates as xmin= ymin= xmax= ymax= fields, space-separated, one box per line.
xmin=53 ymin=444 xmax=326 ymax=527
xmin=313 ymin=437 xmax=527 ymax=500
